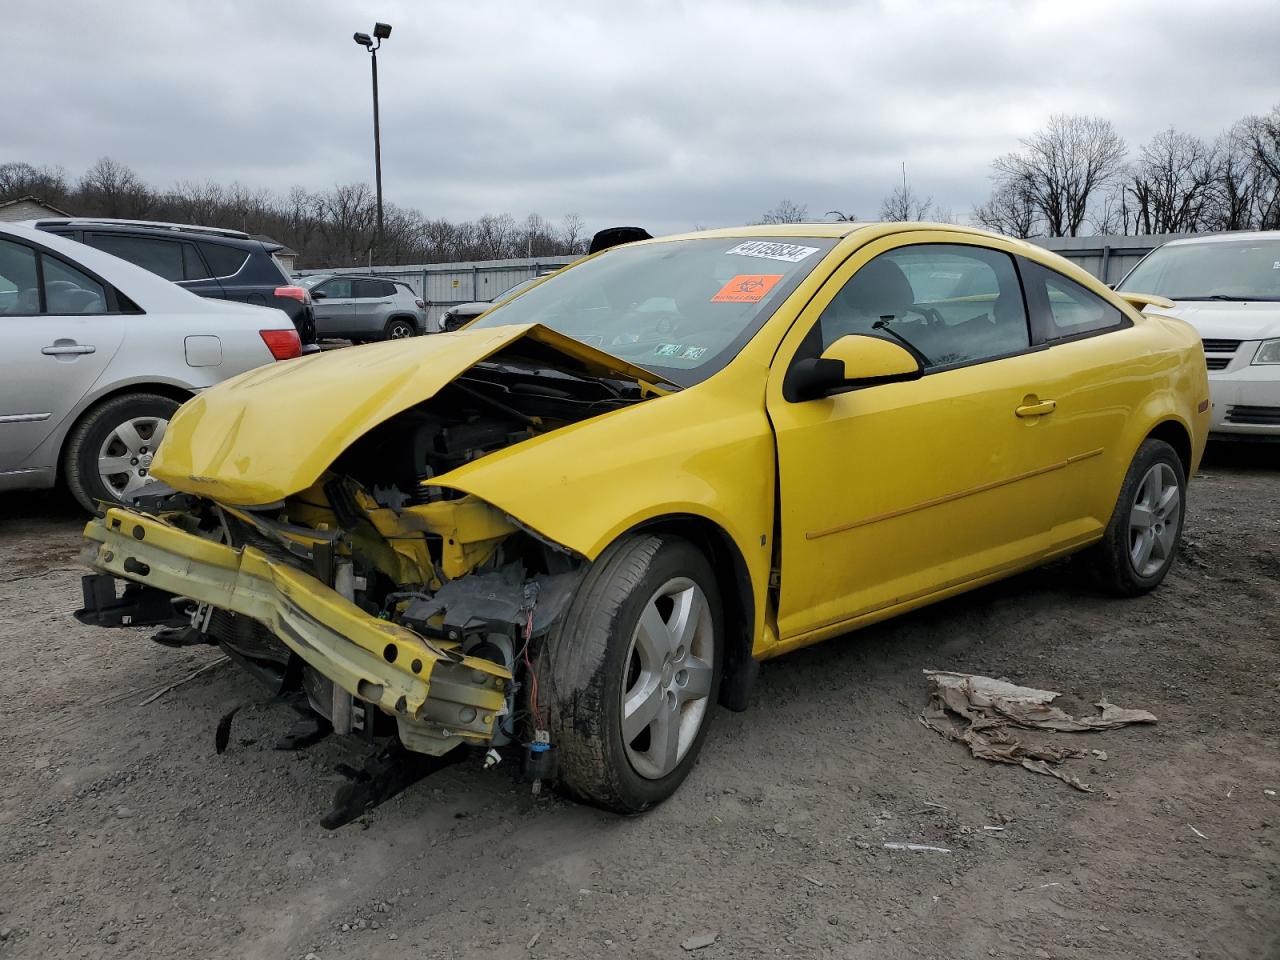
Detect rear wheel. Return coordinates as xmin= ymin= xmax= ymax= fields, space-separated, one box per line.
xmin=540 ymin=534 xmax=722 ymax=813
xmin=63 ymin=392 xmax=180 ymax=512
xmin=1086 ymin=438 xmax=1186 ymax=596
xmin=383 ymin=318 xmax=416 ymax=340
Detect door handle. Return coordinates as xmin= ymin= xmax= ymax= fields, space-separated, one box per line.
xmin=1015 ymin=399 xmax=1056 ymax=418
xmin=42 ymin=343 xmax=96 ymax=356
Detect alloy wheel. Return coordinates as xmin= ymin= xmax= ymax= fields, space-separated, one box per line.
xmin=97 ymin=416 xmax=168 ymax=502
xmin=1128 ymin=462 xmax=1180 ymax=578
xmin=388 ymin=321 xmax=414 ymax=339
xmin=620 ymin=577 xmax=715 ymax=780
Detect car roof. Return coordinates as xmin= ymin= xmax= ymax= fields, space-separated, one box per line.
xmin=29 ymin=217 xmax=261 ymax=248
xmin=1160 ymin=230 xmax=1280 ymax=247
xmin=646 ymin=220 xmax=1025 ymax=244
xmin=0 ymin=221 xmax=261 ymax=314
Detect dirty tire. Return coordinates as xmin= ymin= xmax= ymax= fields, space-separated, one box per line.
xmin=63 ymin=392 xmax=180 ymax=513
xmin=540 ymin=534 xmax=723 ymax=813
xmin=384 ymin=317 xmax=416 ymax=340
xmin=1085 ymin=438 xmax=1186 ymax=596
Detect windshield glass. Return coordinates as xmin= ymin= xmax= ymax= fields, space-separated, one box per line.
xmin=1118 ymin=238 xmax=1280 ymax=301
xmin=469 ymin=237 xmax=837 ymax=385
xmin=299 ymin=275 xmax=329 ymax=289
xmin=495 ymin=276 xmax=541 ymax=302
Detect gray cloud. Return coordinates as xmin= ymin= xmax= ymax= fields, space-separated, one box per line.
xmin=4 ymin=0 xmax=1277 ymax=235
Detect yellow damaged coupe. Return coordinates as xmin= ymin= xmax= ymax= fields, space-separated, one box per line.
xmin=78 ymin=223 xmax=1209 ymax=817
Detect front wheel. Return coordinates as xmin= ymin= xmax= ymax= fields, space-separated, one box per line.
xmin=540 ymin=535 xmax=722 ymax=813
xmin=1086 ymin=438 xmax=1186 ymax=596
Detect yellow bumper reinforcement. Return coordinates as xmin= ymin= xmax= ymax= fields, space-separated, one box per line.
xmin=83 ymin=508 xmax=510 ymax=755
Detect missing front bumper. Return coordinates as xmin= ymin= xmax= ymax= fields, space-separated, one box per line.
xmin=82 ymin=507 xmax=511 ymax=755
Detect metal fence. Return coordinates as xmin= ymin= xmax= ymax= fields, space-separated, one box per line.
xmin=296 ymin=255 xmax=581 ymax=329
xmin=1028 ymin=232 xmax=1216 ymax=284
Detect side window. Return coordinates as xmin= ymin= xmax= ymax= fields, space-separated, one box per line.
xmin=353 ymin=278 xmax=390 ymax=298
xmin=381 ymin=280 xmax=399 ymax=298
xmin=318 ymin=278 xmax=352 ymax=299
xmin=198 ymin=242 xmax=249 ymax=278
xmin=0 ymin=238 xmax=40 ymax=315
xmin=42 ymin=256 xmax=108 ymax=315
xmin=814 ymin=243 xmax=1029 ymax=369
xmin=86 ymin=233 xmax=184 ymax=282
xmin=181 ymin=243 xmax=211 ymax=281
xmin=1022 ymin=260 xmax=1126 ymax=341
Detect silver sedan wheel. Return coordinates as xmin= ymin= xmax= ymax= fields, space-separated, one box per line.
xmin=620 ymin=577 xmax=715 ymax=780
xmin=1128 ymin=462 xmax=1180 ymax=577
xmin=97 ymin=416 xmax=168 ymax=502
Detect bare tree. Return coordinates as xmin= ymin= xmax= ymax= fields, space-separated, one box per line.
xmin=1124 ymin=128 xmax=1218 ymax=234
xmin=76 ymin=157 xmax=154 ymax=218
xmin=992 ymin=114 xmax=1127 ymax=236
xmin=755 ymin=199 xmax=808 ymax=224
xmin=972 ymin=178 xmax=1038 ymax=238
xmin=1241 ymin=105 xmax=1280 ymax=228
xmin=879 ymin=183 xmax=933 ymax=221
xmin=0 ymin=161 xmax=69 ymax=205
xmin=825 ymin=209 xmax=859 ymax=221
xmin=560 ymin=213 xmax=587 ymax=253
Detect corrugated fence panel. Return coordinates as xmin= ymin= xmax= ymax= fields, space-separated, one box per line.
xmin=297 ymin=256 xmax=580 ymax=328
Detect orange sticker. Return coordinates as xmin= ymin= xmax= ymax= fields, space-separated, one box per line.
xmin=711 ymin=274 xmax=783 ymax=303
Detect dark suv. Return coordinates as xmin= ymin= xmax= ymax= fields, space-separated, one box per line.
xmin=33 ymin=218 xmax=317 ymax=346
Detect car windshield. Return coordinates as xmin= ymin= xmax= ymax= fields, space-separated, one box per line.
xmin=1118 ymin=237 xmax=1280 ymax=301
xmin=495 ymin=276 xmax=542 ymax=302
xmin=469 ymin=237 xmax=837 ymax=385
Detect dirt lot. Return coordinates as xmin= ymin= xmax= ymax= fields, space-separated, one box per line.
xmin=1 ymin=445 xmax=1277 ymax=960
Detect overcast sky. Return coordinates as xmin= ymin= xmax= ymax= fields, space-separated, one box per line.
xmin=4 ymin=0 xmax=1277 ymax=235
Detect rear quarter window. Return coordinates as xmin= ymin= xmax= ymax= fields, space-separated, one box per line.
xmin=198 ymin=242 xmax=249 ymax=278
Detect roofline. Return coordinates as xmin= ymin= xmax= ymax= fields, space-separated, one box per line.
xmin=30 ymin=217 xmax=252 ymax=240
xmin=1160 ymin=229 xmax=1280 ymax=246
xmin=0 ymin=195 xmax=75 ymax=217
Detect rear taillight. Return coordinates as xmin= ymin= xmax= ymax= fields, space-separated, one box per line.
xmin=415 ymin=298 xmax=425 ymax=309
xmin=260 ymin=328 xmax=302 ymax=360
xmin=274 ymin=285 xmax=310 ymax=303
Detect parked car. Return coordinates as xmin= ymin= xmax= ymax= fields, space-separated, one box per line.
xmin=1116 ymin=231 xmax=1280 ymax=439
xmin=78 ymin=223 xmax=1208 ymax=816
xmin=32 ymin=218 xmax=318 ymax=349
xmin=439 ymin=274 xmax=551 ymax=332
xmin=298 ymin=273 xmax=426 ymax=341
xmin=0 ymin=222 xmax=300 ymax=511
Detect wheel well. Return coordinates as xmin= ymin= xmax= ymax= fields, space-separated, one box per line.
xmin=1146 ymin=419 xmax=1192 ymax=476
xmin=629 ymin=514 xmax=757 ymax=712
xmin=386 ymin=314 xmax=417 ymax=326
xmin=58 ymin=383 xmax=193 ymax=478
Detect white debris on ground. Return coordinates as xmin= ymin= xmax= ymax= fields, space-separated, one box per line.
xmin=919 ymin=670 xmax=1157 ymax=792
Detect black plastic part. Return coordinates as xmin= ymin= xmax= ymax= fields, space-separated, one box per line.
xmin=522 ymin=743 xmax=558 ymax=782
xmin=320 ymin=742 xmax=466 ymax=830
xmin=150 ymin=625 xmax=216 ymax=648
xmin=74 ymin=574 xmax=187 ymax=628
xmin=589 ymin=226 xmax=652 ymax=254
xmin=274 ymin=715 xmax=332 ymax=751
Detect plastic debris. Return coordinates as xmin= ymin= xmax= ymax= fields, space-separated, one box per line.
xmin=920 ymin=670 xmax=1157 ymax=793
xmin=883 ymin=842 xmax=951 ymax=853
xmin=681 ymin=932 xmax=718 ymax=951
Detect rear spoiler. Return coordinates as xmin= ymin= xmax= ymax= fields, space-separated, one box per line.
xmin=1118 ymin=291 xmax=1175 ymax=311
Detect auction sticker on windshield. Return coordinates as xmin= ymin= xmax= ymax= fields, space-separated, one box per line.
xmin=711 ymin=274 xmax=784 ymax=303
xmin=725 ymin=241 xmax=820 ymax=263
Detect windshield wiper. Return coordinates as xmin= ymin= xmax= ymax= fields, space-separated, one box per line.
xmin=1176 ymin=294 xmax=1280 ymax=302
xmin=873 ymin=316 xmax=932 ymax=367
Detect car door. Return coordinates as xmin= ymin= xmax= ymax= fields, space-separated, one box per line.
xmin=765 ymin=234 xmax=1083 ymax=643
xmin=352 ymin=278 xmax=394 ymax=335
xmin=0 ymin=237 xmax=124 ymax=471
xmin=311 ymin=278 xmax=356 ymax=337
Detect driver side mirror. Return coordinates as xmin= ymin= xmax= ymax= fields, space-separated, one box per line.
xmin=785 ymin=334 xmax=923 ymax=401
xmin=311 ymin=291 xmax=327 ymax=300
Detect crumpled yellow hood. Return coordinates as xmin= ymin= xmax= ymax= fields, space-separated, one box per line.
xmin=152 ymin=323 xmax=666 ymax=505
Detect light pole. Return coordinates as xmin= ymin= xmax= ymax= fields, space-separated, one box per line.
xmin=353 ymin=22 xmax=392 ymax=257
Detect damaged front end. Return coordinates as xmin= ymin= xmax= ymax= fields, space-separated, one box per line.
xmin=77 ymin=325 xmax=668 ymax=820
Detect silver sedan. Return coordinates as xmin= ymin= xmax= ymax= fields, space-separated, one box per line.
xmin=0 ymin=222 xmax=300 ymax=510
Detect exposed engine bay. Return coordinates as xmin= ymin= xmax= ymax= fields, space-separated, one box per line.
xmin=77 ymin=346 xmax=660 ymax=825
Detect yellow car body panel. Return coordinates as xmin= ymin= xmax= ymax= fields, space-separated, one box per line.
xmin=149 ymin=322 xmax=669 ymax=506
xmin=113 ymin=223 xmax=1206 ymax=675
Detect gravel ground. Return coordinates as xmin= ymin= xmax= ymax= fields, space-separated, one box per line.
xmin=0 ymin=444 xmax=1277 ymax=960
